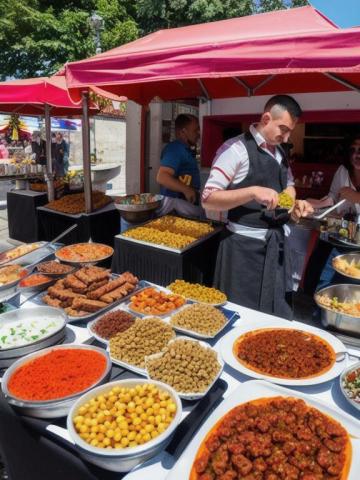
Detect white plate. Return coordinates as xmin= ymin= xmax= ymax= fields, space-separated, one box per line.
xmin=169 ymin=304 xmax=232 ymax=340
xmin=107 ymin=346 xmax=147 ymax=376
xmin=166 ymin=379 xmax=360 ymax=480
xmin=220 ymin=318 xmax=347 ymax=386
xmin=145 ymin=336 xmax=224 ymax=401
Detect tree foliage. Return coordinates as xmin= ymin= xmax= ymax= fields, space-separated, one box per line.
xmin=0 ymin=0 xmax=309 ymax=79
xmin=0 ymin=0 xmax=138 ymax=79
xmin=136 ymin=0 xmax=255 ymax=34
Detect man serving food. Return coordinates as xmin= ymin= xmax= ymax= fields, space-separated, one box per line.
xmin=202 ymin=95 xmax=313 ymax=318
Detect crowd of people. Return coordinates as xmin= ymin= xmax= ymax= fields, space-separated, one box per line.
xmin=0 ymin=131 xmax=70 ymax=177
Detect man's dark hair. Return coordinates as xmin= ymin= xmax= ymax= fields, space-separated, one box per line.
xmin=343 ymin=133 xmax=360 ymax=174
xmin=264 ymin=95 xmax=302 ymax=119
xmin=175 ymin=114 xmax=198 ymax=131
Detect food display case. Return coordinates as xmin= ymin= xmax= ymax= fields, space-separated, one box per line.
xmin=112 ymin=216 xmax=224 ymax=286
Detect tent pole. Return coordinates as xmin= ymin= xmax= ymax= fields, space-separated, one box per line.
xmin=82 ymin=91 xmax=93 ymax=213
xmin=324 ymin=73 xmax=360 ymax=93
xmin=44 ymin=103 xmax=55 ymax=202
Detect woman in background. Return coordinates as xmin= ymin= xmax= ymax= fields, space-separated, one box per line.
xmin=310 ymin=134 xmax=360 ymax=291
xmin=308 ymin=134 xmax=360 ymax=216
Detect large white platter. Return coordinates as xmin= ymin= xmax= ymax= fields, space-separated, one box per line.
xmin=220 ymin=318 xmax=347 ymax=386
xmin=166 ymin=379 xmax=360 ymax=480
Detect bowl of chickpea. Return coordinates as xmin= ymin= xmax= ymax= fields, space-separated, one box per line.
xmin=67 ymin=379 xmax=182 ymax=472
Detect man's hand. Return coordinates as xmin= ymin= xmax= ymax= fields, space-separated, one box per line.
xmin=291 ymin=200 xmax=314 ymax=223
xmin=251 ymin=186 xmax=279 ymax=210
xmin=339 ymin=186 xmax=358 ymax=204
xmin=183 ymin=185 xmax=197 ymax=204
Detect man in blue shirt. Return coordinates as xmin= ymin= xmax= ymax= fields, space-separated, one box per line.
xmin=156 ymin=114 xmax=203 ymax=217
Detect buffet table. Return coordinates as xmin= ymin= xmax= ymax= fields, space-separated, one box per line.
xmin=37 ymin=203 xmax=120 ymax=247
xmin=112 ymin=229 xmax=223 ymax=287
xmin=7 ymin=190 xmax=48 ymax=243
xmin=0 ymin=282 xmax=359 ymax=480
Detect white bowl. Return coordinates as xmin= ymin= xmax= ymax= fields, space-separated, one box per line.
xmin=67 ymin=379 xmax=182 ymax=472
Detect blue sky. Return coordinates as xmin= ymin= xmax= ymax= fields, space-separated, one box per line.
xmin=308 ymin=0 xmax=360 ymax=28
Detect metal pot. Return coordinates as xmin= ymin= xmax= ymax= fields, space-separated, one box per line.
xmin=315 ymin=283 xmax=360 ymax=334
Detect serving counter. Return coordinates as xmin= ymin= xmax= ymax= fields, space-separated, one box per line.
xmin=37 ymin=203 xmax=120 ymax=247
xmin=7 ymin=190 xmax=48 ymax=243
xmin=112 ymin=227 xmax=223 ymax=287
xmin=0 ymin=275 xmax=360 ymax=480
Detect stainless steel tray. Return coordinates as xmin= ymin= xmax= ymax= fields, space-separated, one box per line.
xmin=0 ymin=242 xmax=50 ymax=266
xmin=315 ymin=283 xmax=360 ymax=335
xmin=0 ymin=306 xmax=67 ymax=359
xmin=332 ymin=253 xmax=360 ymax=282
xmin=113 ymin=194 xmax=163 ymax=212
xmin=2 ymin=344 xmax=112 ymax=418
xmin=55 ymin=243 xmax=114 ymax=266
xmin=32 ymin=278 xmax=148 ymax=322
xmin=0 ymin=265 xmax=32 ymax=292
xmin=0 ymin=330 xmax=66 ymax=369
xmin=117 ymin=223 xmax=223 ymax=254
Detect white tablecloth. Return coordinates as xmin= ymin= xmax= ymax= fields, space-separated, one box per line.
xmin=18 ymin=292 xmax=360 ymax=479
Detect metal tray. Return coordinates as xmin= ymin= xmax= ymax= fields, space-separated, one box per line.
xmin=315 ymin=284 xmax=360 ymax=335
xmin=35 ymin=260 xmax=77 ymax=277
xmin=0 ymin=265 xmax=32 ymax=292
xmin=169 ymin=305 xmax=238 ymax=340
xmin=0 ymin=330 xmax=66 ymax=369
xmin=113 ymin=194 xmax=163 ymax=212
xmin=0 ymin=306 xmax=67 ymax=360
xmin=117 ymin=218 xmax=223 ymax=254
xmin=55 ymin=243 xmax=114 ymax=265
xmin=328 ymin=233 xmax=360 ymax=250
xmin=2 ymin=344 xmax=112 ymax=418
xmin=332 ymin=253 xmax=360 ymax=281
xmin=16 ymin=274 xmax=56 ymax=293
xmin=32 ymin=279 xmax=148 ymax=322
xmin=0 ymin=241 xmax=49 ymax=266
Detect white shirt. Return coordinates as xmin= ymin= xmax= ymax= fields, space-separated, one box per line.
xmin=327 ymin=165 xmax=360 ymax=215
xmin=203 ymin=124 xmax=294 ymax=240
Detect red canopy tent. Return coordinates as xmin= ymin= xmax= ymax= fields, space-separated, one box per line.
xmin=0 ymin=75 xmax=101 ymax=206
xmin=0 ymin=76 xmax=88 ymax=115
xmin=64 ymin=6 xmax=360 ymax=104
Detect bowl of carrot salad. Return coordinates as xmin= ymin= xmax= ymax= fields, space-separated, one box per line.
xmin=2 ymin=344 xmax=112 ymax=418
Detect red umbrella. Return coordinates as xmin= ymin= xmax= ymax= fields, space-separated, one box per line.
xmin=0 ymin=76 xmax=96 ymax=115
xmin=0 ymin=76 xmax=100 ymax=207
xmin=64 ymin=6 xmax=360 ymax=104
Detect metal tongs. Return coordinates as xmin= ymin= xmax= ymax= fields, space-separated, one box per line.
xmin=312 ymin=199 xmax=346 ymax=220
xmin=42 ymin=223 xmax=78 ymax=250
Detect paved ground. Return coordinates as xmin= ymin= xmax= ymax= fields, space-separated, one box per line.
xmin=0 ymin=208 xmax=9 ymax=242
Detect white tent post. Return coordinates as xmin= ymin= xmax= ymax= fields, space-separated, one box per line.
xmin=44 ymin=103 xmax=55 ymax=202
xmin=82 ymin=91 xmax=93 ymax=213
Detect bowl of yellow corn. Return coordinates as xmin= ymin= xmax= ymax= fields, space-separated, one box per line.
xmin=67 ymin=379 xmax=182 ymax=472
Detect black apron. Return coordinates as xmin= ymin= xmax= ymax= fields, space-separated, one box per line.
xmin=213 ymin=132 xmax=293 ymax=319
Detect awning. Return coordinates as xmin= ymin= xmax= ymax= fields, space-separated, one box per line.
xmin=0 ymin=76 xmax=97 ymax=115
xmin=64 ymin=6 xmax=360 ymax=104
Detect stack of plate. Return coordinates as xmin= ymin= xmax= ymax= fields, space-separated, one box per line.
xmin=0 ymin=306 xmax=67 ymax=368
